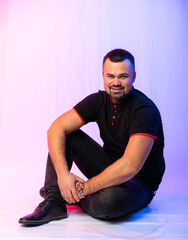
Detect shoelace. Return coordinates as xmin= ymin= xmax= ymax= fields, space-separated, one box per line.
xmin=36 ymin=197 xmax=55 ymax=210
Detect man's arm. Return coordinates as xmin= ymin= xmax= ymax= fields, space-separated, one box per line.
xmin=83 ymin=135 xmax=154 ymax=196
xmin=47 ymin=108 xmax=85 ymax=204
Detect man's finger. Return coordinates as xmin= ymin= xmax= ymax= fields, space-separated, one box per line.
xmin=60 ymin=189 xmax=71 ymax=204
xmin=66 ymin=190 xmax=77 ymax=204
xmin=71 ymin=188 xmax=80 ymax=202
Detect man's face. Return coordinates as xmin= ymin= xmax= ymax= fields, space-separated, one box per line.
xmin=103 ymin=58 xmax=136 ymax=103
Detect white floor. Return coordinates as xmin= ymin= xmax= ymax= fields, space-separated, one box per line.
xmin=1 ymin=171 xmax=188 ymax=240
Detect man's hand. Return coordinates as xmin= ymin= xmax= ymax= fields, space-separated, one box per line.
xmin=57 ymin=172 xmax=84 ymax=204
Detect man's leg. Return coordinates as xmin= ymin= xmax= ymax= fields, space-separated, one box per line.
xmin=43 ymin=130 xmax=113 ymax=198
xmin=61 ymin=130 xmax=153 ymax=220
xmin=63 ymin=130 xmax=154 ymax=220
xmin=18 ymin=154 xmax=68 ymax=226
xmin=19 ymin=129 xmax=154 ymax=225
xmin=79 ymin=178 xmax=154 ymax=220
xmin=19 ymin=129 xmax=112 ymax=226
xmin=43 ymin=129 xmax=115 ymax=198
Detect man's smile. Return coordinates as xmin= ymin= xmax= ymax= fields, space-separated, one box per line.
xmin=110 ymin=86 xmax=124 ymax=93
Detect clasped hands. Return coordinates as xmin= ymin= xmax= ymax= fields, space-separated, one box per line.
xmin=57 ymin=172 xmax=85 ymax=204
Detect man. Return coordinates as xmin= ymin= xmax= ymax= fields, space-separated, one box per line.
xmin=19 ymin=49 xmax=165 ymax=225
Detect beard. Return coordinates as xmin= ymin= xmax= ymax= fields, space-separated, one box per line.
xmin=109 ymin=87 xmax=126 ymax=101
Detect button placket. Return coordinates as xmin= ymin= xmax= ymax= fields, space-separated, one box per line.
xmin=111 ymin=104 xmax=118 ymax=127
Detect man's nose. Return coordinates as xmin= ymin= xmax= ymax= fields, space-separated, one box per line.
xmin=114 ymin=77 xmax=121 ymax=85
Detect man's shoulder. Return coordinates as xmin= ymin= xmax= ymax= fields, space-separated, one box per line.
xmin=93 ymin=90 xmax=108 ymax=99
xmin=75 ymin=90 xmax=108 ymax=109
xmin=84 ymin=90 xmax=108 ymax=104
xmin=85 ymin=90 xmax=107 ymax=98
xmin=133 ymin=89 xmax=158 ymax=108
xmin=131 ymin=89 xmax=162 ymax=122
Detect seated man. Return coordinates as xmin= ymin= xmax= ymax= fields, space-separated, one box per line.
xmin=19 ymin=49 xmax=165 ymax=225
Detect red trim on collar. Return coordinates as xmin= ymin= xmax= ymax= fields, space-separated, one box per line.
xmin=130 ymin=133 xmax=157 ymax=140
xmin=73 ymin=108 xmax=86 ymax=124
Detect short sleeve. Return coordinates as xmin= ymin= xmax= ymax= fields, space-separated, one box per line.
xmin=129 ymin=105 xmax=161 ymax=138
xmin=73 ymin=93 xmax=99 ymax=124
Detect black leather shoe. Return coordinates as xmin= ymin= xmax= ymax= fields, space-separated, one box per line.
xmin=19 ymin=196 xmax=67 ymax=226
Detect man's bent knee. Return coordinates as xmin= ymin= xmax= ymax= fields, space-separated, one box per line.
xmin=81 ymin=184 xmax=149 ymax=220
xmin=81 ymin=187 xmax=133 ymax=220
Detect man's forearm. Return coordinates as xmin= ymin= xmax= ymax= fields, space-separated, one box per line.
xmin=47 ymin=109 xmax=84 ymax=177
xmin=47 ymin=126 xmax=69 ymax=177
xmin=83 ymin=157 xmax=135 ymax=196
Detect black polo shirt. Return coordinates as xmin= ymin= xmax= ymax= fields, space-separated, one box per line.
xmin=74 ymin=88 xmax=165 ymax=191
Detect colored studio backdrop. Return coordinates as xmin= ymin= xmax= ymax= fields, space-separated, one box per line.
xmin=0 ymin=0 xmax=188 ymax=194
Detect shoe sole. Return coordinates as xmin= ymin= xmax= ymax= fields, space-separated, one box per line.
xmin=19 ymin=214 xmax=67 ymax=226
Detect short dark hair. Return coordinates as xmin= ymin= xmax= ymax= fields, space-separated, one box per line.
xmin=103 ymin=49 xmax=135 ymax=72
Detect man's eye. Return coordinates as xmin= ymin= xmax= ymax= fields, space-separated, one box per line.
xmin=108 ymin=75 xmax=114 ymax=79
xmin=119 ymin=75 xmax=127 ymax=79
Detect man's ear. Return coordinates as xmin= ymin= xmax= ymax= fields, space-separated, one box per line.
xmin=133 ymin=72 xmax=136 ymax=83
xmin=102 ymin=71 xmax=104 ymax=79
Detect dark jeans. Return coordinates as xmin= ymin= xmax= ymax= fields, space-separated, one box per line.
xmin=44 ymin=129 xmax=154 ymax=220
